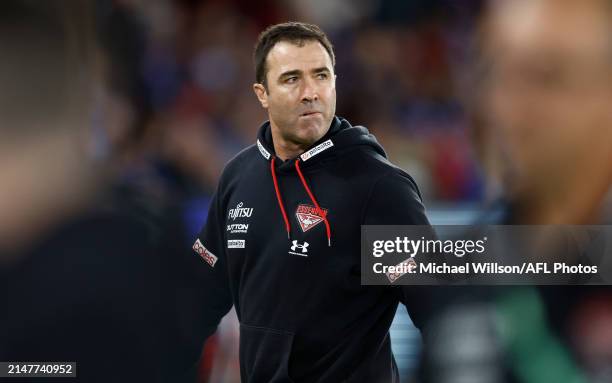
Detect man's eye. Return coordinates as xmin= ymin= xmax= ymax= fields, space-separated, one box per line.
xmin=316 ymin=73 xmax=328 ymax=80
xmin=285 ymin=77 xmax=298 ymax=84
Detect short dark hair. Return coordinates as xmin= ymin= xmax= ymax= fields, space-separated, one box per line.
xmin=253 ymin=21 xmax=335 ymax=87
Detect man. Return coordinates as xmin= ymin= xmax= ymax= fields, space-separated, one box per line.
xmin=479 ymin=1 xmax=612 ymax=381
xmin=0 ymin=2 xmax=193 ymax=381
xmin=193 ymin=22 xmax=431 ymax=382
xmin=426 ymin=1 xmax=612 ymax=382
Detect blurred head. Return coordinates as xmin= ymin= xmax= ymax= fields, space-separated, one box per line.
xmin=478 ymin=0 xmax=612 ymax=220
xmin=252 ymin=22 xmax=336 ymax=154
xmin=0 ymin=0 xmax=97 ymax=252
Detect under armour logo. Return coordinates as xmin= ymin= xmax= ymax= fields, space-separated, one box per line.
xmin=290 ymin=240 xmax=309 ymax=253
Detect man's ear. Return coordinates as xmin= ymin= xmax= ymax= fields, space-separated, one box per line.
xmin=253 ymin=83 xmax=268 ymax=108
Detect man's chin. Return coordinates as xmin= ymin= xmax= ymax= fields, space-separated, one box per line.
xmin=297 ymin=118 xmax=330 ymax=140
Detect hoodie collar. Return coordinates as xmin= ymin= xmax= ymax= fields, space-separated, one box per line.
xmin=256 ymin=116 xmax=386 ymax=169
xmin=256 ymin=116 xmax=342 ymax=166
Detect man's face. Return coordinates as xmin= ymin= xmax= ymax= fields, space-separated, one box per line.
xmin=480 ymin=0 xmax=612 ymax=196
xmin=254 ymin=40 xmax=336 ymax=147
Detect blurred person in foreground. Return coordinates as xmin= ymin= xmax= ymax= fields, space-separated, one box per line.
xmin=191 ymin=22 xmax=432 ymax=383
xmin=478 ymin=0 xmax=612 ymax=226
xmin=0 ymin=2 xmax=178 ymax=381
xmin=97 ymin=4 xmax=242 ymax=381
xmin=426 ymin=1 xmax=612 ymax=382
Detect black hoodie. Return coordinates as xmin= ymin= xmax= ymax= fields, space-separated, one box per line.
xmin=193 ymin=116 xmax=431 ymax=383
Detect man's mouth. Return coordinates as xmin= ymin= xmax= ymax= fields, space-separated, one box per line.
xmin=300 ymin=111 xmax=321 ymax=117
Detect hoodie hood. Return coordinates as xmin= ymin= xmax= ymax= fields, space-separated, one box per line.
xmin=255 ymin=116 xmax=387 ymax=171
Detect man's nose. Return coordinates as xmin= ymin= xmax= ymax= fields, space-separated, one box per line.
xmin=301 ymin=78 xmax=319 ymax=103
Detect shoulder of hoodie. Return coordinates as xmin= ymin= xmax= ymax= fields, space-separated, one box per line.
xmin=366 ymin=154 xmax=424 ymax=203
xmin=335 ymin=130 xmax=423 ymax=202
xmin=216 ymin=144 xmax=260 ymax=191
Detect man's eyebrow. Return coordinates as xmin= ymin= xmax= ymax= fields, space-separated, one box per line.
xmin=312 ymin=67 xmax=331 ymax=73
xmin=278 ymin=67 xmax=331 ymax=79
xmin=279 ymin=69 xmax=302 ymax=79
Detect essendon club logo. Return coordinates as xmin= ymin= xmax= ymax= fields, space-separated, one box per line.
xmin=295 ymin=204 xmax=328 ymax=232
xmin=192 ymin=238 xmax=218 ymax=268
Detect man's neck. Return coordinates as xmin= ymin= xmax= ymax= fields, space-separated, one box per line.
xmin=272 ymin=138 xmax=309 ymax=161
xmin=269 ymin=122 xmax=318 ymax=161
xmin=0 ymin=135 xmax=96 ymax=258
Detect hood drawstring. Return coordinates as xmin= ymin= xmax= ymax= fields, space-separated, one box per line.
xmin=295 ymin=160 xmax=331 ymax=247
xmin=269 ymin=156 xmax=332 ymax=247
